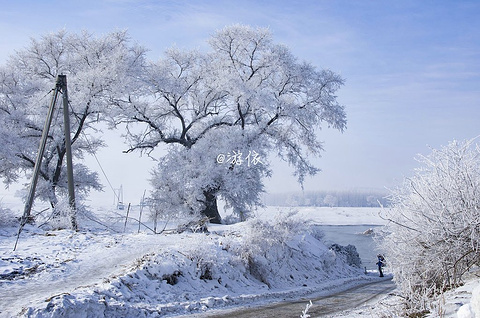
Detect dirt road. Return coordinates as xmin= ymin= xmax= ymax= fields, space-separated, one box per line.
xmin=203 ymin=278 xmax=396 ymax=318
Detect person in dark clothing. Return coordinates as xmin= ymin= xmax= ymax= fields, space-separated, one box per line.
xmin=376 ymin=254 xmax=385 ymax=277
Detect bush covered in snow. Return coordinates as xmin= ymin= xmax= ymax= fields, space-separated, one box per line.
xmin=0 ymin=203 xmax=16 ymax=227
xmin=378 ymin=139 xmax=480 ymax=315
xmin=40 ymin=197 xmax=76 ymax=231
xmin=329 ymin=244 xmax=361 ymax=268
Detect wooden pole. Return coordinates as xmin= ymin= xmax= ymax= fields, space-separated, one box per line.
xmin=59 ymin=75 xmax=77 ymax=230
xmin=138 ymin=189 xmax=146 ymax=233
xmin=123 ymin=203 xmax=131 ymax=233
xmin=15 ymin=77 xmax=62 ymax=250
xmin=21 ymin=78 xmax=62 ymax=223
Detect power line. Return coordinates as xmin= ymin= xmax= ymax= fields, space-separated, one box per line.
xmin=66 ymin=100 xmax=120 ymax=202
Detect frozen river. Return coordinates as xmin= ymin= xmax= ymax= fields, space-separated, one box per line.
xmin=256 ymin=206 xmax=386 ymax=272
xmin=317 ymin=224 xmax=381 ymax=271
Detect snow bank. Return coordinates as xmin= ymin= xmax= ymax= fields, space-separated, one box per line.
xmin=456 ymin=284 xmax=480 ymax=318
xmin=4 ymin=216 xmax=373 ymax=317
xmin=473 ymin=286 xmax=480 ymax=317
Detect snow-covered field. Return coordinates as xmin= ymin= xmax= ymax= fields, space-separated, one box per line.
xmin=0 ymin=205 xmax=478 ymax=317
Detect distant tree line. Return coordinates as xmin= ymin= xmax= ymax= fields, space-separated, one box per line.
xmin=262 ymin=190 xmax=389 ymax=207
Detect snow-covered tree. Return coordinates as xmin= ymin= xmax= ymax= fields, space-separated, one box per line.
xmin=379 ymin=138 xmax=480 ymax=314
xmin=0 ymin=30 xmax=146 ymax=219
xmin=323 ymin=194 xmax=338 ymax=207
xmin=117 ymin=25 xmax=346 ymax=223
xmin=149 ymin=128 xmax=268 ymax=222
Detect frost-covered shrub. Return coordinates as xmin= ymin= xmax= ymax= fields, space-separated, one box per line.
xmin=329 ymin=244 xmax=361 ymax=268
xmin=179 ymin=235 xmax=230 ymax=283
xmin=176 ymin=216 xmax=310 ymax=287
xmin=40 ymin=197 xmax=76 ymax=230
xmin=161 ymin=270 xmax=183 ymax=285
xmin=0 ymin=204 xmax=16 ymax=226
xmin=239 ymin=212 xmax=309 ymax=259
xmin=226 ymin=213 xmax=312 ymax=286
xmin=379 ymin=139 xmax=480 ymax=314
xmin=176 ymin=216 xmax=209 ymax=233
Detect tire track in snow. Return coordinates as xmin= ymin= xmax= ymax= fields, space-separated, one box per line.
xmin=202 ymin=278 xmax=396 ymax=318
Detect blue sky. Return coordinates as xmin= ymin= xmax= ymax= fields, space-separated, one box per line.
xmin=1 ymin=0 xmax=479 ymax=203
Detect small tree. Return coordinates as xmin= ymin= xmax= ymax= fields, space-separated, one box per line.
xmin=323 ymin=194 xmax=338 ymax=207
xmin=0 ymin=30 xmax=145 ymax=220
xmin=379 ymin=138 xmax=480 ymax=314
xmin=118 ymin=25 xmax=346 ymax=223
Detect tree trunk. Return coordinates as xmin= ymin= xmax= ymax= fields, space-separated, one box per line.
xmin=201 ymin=189 xmax=222 ymax=224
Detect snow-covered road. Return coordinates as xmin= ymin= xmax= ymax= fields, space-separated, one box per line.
xmin=187 ymin=278 xmax=395 ymax=318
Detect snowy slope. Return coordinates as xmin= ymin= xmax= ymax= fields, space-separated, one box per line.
xmin=0 ymin=207 xmax=383 ymax=317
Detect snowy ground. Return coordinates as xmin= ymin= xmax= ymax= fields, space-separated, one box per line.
xmin=1 ymin=204 xmax=478 ymax=317
xmin=255 ymin=205 xmax=387 ymax=226
xmin=0 ymin=205 xmax=385 ymax=317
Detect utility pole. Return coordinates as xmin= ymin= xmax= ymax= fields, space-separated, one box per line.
xmin=59 ymin=75 xmax=77 ymax=230
xmin=20 ymin=77 xmax=63 ymax=225
xmin=15 ymin=75 xmax=77 ymax=250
